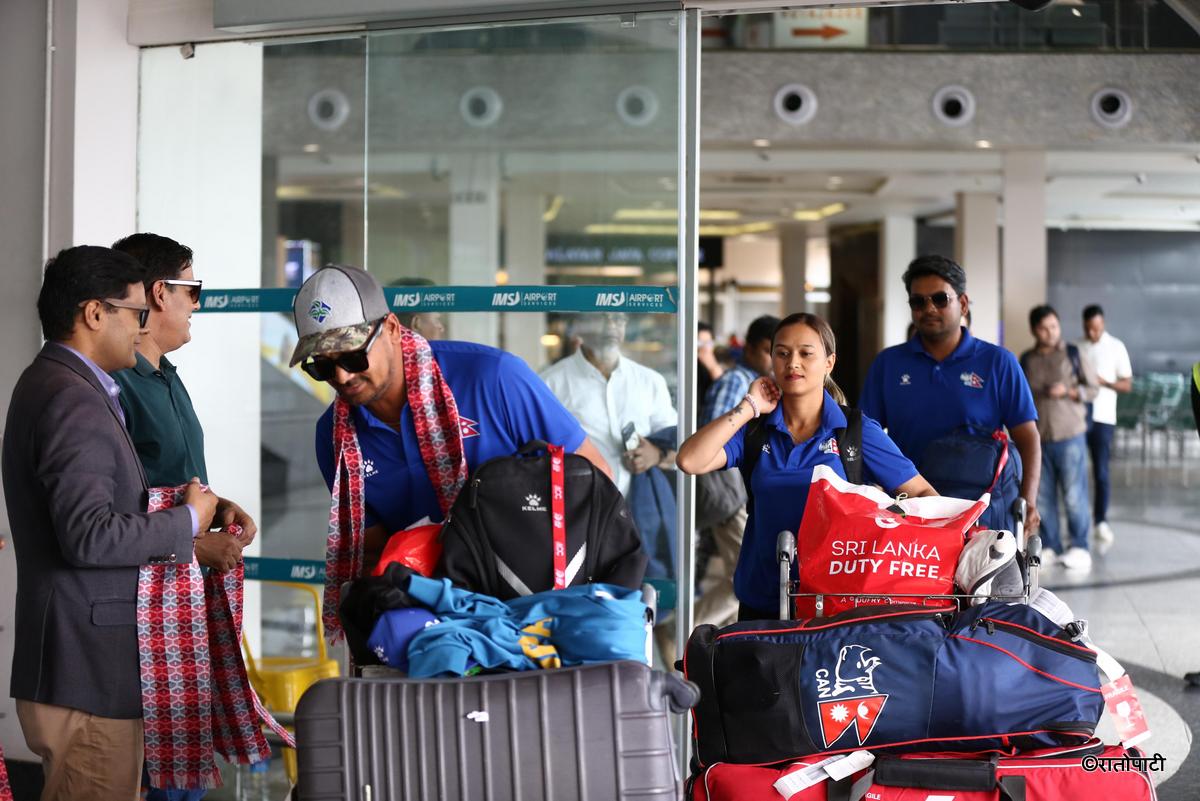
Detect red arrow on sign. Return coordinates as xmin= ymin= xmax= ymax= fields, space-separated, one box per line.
xmin=791 ymin=25 xmax=848 ymax=40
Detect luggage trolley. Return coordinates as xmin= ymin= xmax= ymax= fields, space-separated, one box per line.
xmin=777 ymin=498 xmax=1040 ymax=620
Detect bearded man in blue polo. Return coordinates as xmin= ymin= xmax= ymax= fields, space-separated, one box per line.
xmin=289 ymin=266 xmax=612 ymax=634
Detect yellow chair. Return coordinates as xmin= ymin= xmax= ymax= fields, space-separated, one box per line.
xmin=241 ymin=582 xmax=340 ymax=782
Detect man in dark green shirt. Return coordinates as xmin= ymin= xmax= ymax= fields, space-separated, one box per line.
xmin=113 ymin=233 xmax=255 ymax=566
xmin=112 ymin=233 xmax=258 ymax=801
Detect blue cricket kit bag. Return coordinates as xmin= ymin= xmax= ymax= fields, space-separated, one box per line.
xmin=683 ymin=602 xmax=1104 ymax=766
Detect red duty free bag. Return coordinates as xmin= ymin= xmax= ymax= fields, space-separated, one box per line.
xmin=793 ymin=465 xmax=987 ymax=617
xmin=373 ymin=522 xmax=443 ymax=577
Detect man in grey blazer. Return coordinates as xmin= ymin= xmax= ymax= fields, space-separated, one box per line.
xmin=3 ymin=246 xmax=219 ymax=801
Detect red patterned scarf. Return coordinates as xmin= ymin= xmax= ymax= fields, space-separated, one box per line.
xmin=138 ymin=486 xmax=294 ymax=790
xmin=0 ymin=742 xmax=11 ymax=801
xmin=322 ymin=325 xmax=467 ymax=642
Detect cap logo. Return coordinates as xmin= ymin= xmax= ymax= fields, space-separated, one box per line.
xmin=308 ymin=299 xmax=332 ymax=323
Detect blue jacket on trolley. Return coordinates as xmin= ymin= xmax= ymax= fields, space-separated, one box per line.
xmin=380 ymin=575 xmax=649 ymax=678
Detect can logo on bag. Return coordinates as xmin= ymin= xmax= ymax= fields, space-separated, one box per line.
xmin=815 ymin=644 xmax=889 ymax=748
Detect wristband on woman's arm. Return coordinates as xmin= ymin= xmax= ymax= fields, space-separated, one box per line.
xmin=742 ymin=393 xmax=761 ymax=418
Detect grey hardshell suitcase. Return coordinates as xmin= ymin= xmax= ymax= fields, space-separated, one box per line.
xmin=295 ymin=660 xmax=699 ymax=801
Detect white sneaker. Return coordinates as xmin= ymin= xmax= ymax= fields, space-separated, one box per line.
xmin=1060 ymin=546 xmax=1093 ymax=572
xmin=1038 ymin=549 xmax=1059 ymax=568
xmin=1096 ymin=521 xmax=1115 ymax=546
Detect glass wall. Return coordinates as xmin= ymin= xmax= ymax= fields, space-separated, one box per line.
xmin=139 ymin=12 xmax=688 ymax=661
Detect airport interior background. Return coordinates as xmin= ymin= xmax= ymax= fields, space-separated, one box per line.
xmin=1 ymin=0 xmax=1199 ymax=797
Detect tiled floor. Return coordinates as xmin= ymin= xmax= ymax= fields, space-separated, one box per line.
xmin=1040 ymin=457 xmax=1199 ymax=799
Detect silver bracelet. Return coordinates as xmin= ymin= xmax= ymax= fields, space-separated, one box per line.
xmin=742 ymin=393 xmax=761 ymax=418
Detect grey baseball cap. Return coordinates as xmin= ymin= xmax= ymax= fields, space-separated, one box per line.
xmin=289 ymin=265 xmax=390 ymax=367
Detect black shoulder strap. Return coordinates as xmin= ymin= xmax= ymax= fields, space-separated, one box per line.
xmin=1066 ymin=342 xmax=1083 ymax=383
xmin=835 ymin=405 xmax=864 ymax=485
xmin=739 ymin=417 xmax=768 ymax=502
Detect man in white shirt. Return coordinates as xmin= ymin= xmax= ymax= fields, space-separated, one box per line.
xmin=541 ymin=312 xmax=678 ymax=496
xmin=1076 ymin=304 xmax=1133 ymax=547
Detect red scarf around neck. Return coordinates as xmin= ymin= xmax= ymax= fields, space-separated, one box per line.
xmin=322 ymin=325 xmax=467 ymax=643
xmin=138 ymin=485 xmax=294 ymax=790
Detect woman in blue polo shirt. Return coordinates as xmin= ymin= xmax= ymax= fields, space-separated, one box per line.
xmin=678 ymin=313 xmax=937 ymax=620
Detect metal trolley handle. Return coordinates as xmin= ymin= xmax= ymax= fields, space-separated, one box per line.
xmin=777 ymin=531 xmax=796 ymax=620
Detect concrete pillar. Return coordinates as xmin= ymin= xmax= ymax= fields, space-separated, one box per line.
xmin=502 ymin=191 xmax=547 ymax=369
xmin=1001 ymin=151 xmax=1047 ymax=355
xmin=138 ymin=41 xmax=265 ymax=652
xmin=954 ymin=193 xmax=1001 ymax=344
xmin=0 ymin=0 xmax=50 ymax=764
xmin=879 ymin=215 xmax=916 ymax=349
xmin=448 ymin=153 xmax=500 ymax=346
xmin=779 ymin=222 xmax=829 ymax=316
xmin=718 ymin=279 xmax=739 ymax=343
xmin=72 ymin=0 xmax=138 ymax=246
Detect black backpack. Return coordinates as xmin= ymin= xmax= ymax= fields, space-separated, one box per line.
xmin=738 ymin=405 xmax=864 ymax=508
xmin=437 ymin=440 xmax=648 ymax=600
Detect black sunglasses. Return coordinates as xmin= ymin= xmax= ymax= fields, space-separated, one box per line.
xmin=302 ymin=319 xmax=385 ymax=382
xmin=102 ymin=299 xmax=150 ymax=327
xmin=908 ymin=291 xmax=956 ymax=311
xmin=163 ymin=278 xmax=203 ymax=303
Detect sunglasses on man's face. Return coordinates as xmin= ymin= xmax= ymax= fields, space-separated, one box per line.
xmin=301 ymin=319 xmax=385 ymax=382
xmin=163 ymin=278 xmax=203 ymax=303
xmin=908 ymin=291 xmax=956 ymax=311
xmin=102 ymin=299 xmax=150 ymax=327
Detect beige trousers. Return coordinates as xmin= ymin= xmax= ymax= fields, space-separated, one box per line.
xmin=16 ymin=700 xmax=144 ymax=801
xmin=655 ymin=506 xmax=748 ymax=669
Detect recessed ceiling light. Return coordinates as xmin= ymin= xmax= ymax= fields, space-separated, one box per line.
xmin=827 ymin=176 xmax=843 ymax=187
xmin=975 ymin=140 xmax=993 ymax=149
xmin=752 ymin=138 xmax=770 ymax=148
xmin=302 ymin=143 xmax=320 ymax=153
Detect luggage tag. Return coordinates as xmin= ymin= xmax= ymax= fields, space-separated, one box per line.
xmin=1065 ymin=619 xmax=1151 ymax=749
xmin=773 ymin=751 xmax=875 ymax=799
xmin=1102 ymin=674 xmax=1152 ymax=748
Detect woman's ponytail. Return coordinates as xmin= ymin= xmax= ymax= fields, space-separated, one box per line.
xmin=824 ymin=374 xmax=847 ymax=406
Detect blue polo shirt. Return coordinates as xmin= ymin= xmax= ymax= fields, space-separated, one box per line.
xmin=315 ymin=340 xmax=587 ymax=533
xmin=723 ymin=392 xmax=918 ymax=612
xmin=860 ymin=329 xmax=1037 ymax=465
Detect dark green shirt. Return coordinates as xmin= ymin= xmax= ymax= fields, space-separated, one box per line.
xmin=114 ymin=353 xmax=208 ymax=486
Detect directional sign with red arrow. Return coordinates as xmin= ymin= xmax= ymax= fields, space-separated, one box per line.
xmin=791 ymin=25 xmax=848 ymax=40
xmin=775 ymin=10 xmax=868 ymax=48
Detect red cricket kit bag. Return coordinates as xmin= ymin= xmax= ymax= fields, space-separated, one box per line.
xmin=684 ymin=601 xmax=1104 ymax=767
xmin=867 ymin=740 xmax=1158 ymax=800
xmin=793 ymin=465 xmax=986 ymax=617
xmin=690 ymin=756 xmax=871 ymax=801
xmin=692 ymin=741 xmax=1158 ymax=801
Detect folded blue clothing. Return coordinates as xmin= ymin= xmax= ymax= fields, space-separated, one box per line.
xmin=400 ymin=577 xmax=649 ymax=678
xmin=366 ymin=608 xmax=439 ymax=671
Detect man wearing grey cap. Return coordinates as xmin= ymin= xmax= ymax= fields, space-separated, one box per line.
xmin=290 ymin=266 xmax=610 ymax=631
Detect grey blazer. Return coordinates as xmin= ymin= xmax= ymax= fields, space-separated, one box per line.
xmin=3 ymin=344 xmax=194 ymax=719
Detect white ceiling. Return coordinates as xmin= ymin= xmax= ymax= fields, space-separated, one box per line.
xmin=276 ymin=145 xmax=1200 ymax=233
